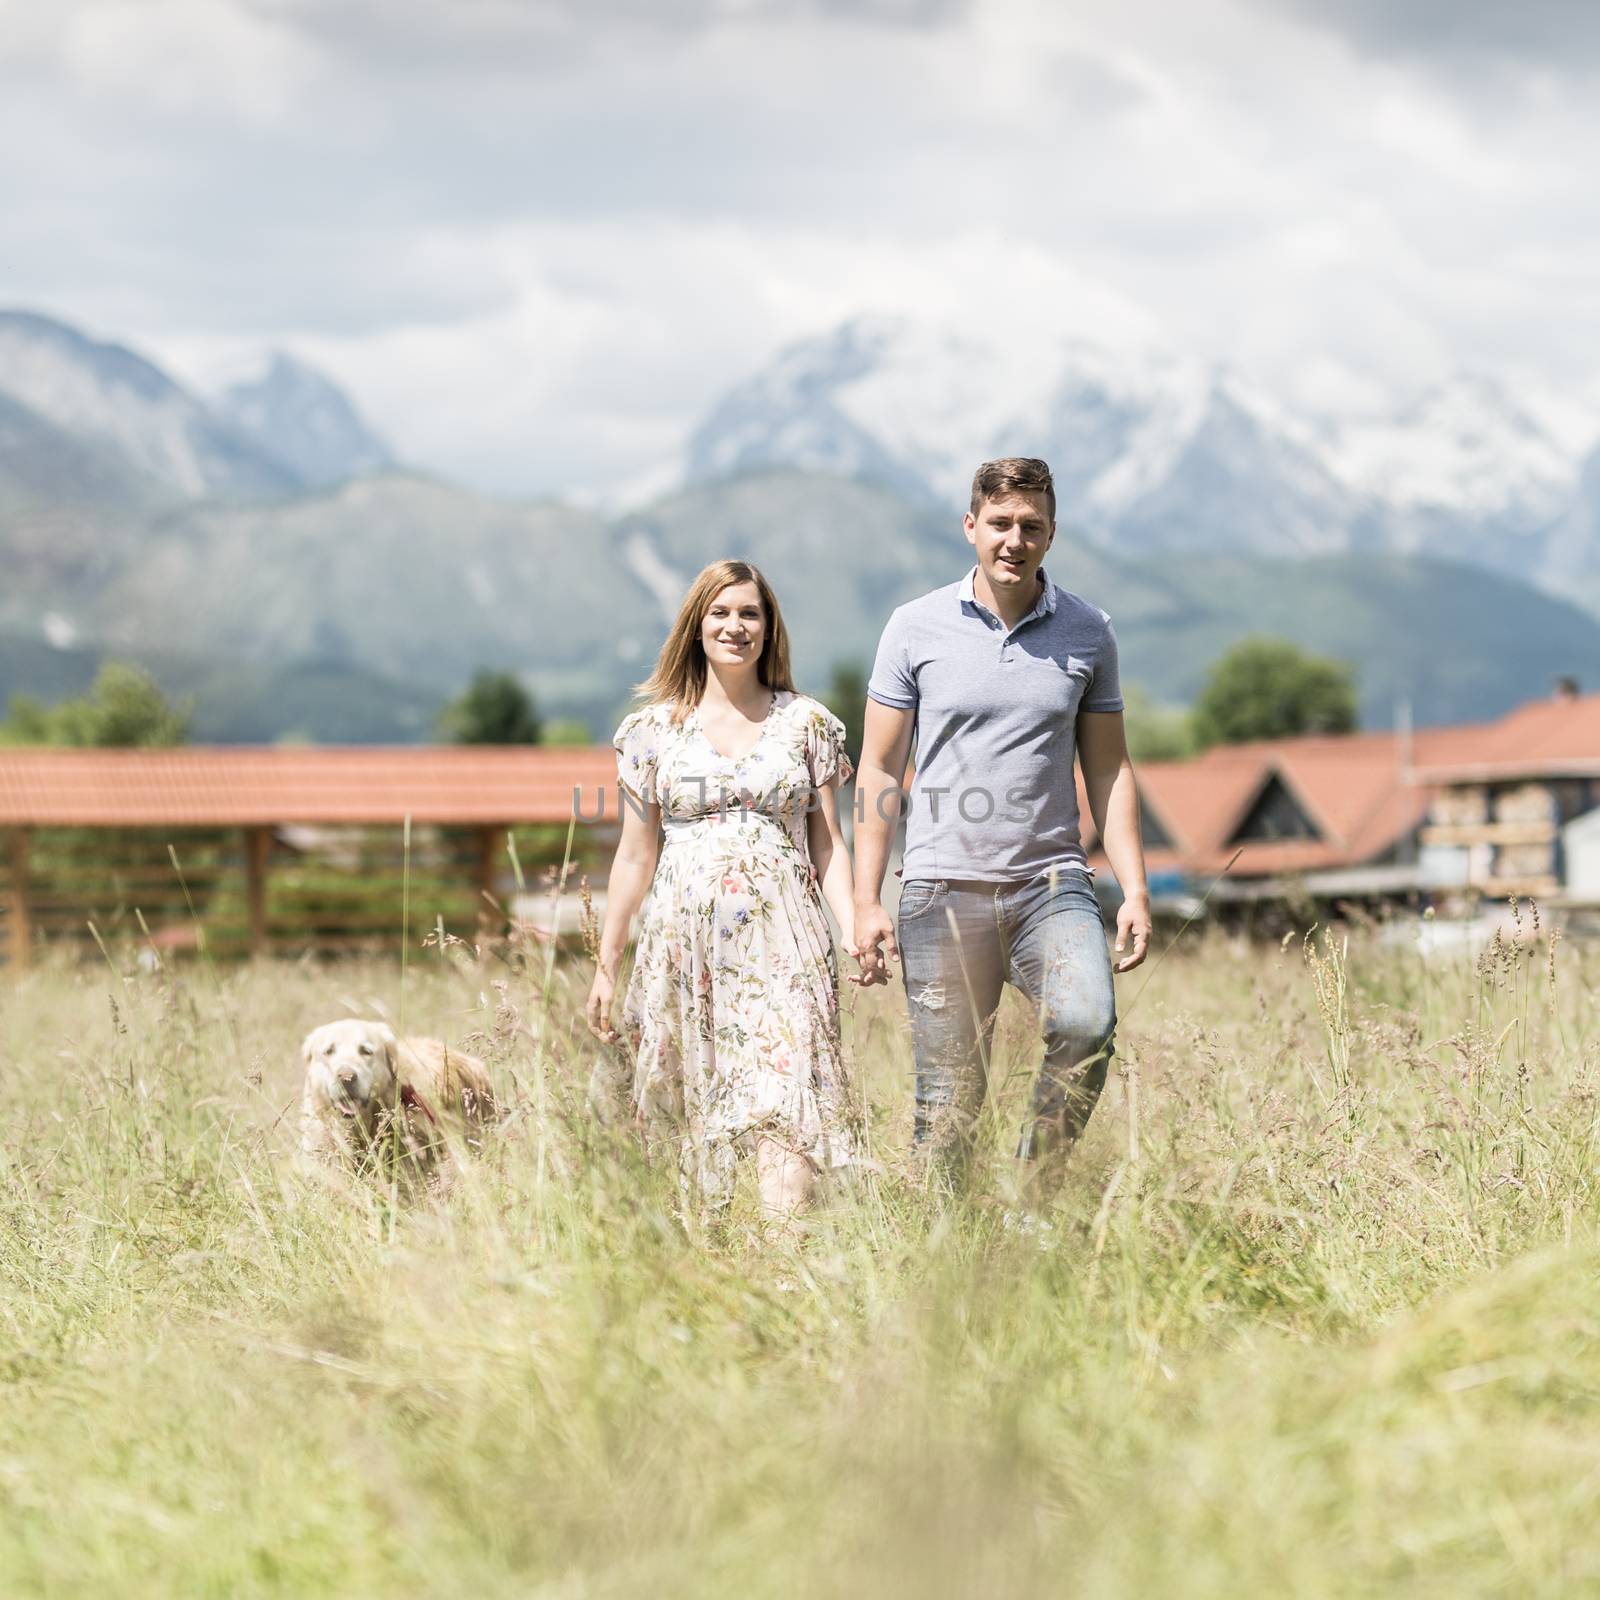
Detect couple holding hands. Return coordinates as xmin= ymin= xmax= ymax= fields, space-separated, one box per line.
xmin=586 ymin=457 xmax=1152 ymax=1220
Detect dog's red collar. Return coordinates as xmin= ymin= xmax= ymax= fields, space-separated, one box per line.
xmin=399 ymin=1082 xmax=441 ymax=1125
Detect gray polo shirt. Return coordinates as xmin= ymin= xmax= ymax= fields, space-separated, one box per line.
xmin=867 ymin=566 xmax=1123 ymax=883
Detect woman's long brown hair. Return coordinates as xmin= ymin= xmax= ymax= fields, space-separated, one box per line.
xmin=635 ymin=560 xmax=795 ymax=723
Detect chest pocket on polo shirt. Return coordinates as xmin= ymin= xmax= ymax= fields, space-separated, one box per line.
xmin=1013 ymin=646 xmax=1092 ymax=713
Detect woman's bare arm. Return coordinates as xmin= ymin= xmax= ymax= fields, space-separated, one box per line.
xmin=851 ymin=699 xmax=916 ymax=977
xmin=587 ymin=789 xmax=661 ymax=1040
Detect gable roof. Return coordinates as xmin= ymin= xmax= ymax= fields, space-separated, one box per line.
xmin=1412 ymin=693 xmax=1600 ymax=781
xmin=1083 ymin=692 xmax=1600 ymax=882
xmin=1227 ymin=772 xmax=1322 ymax=844
xmin=1113 ymin=743 xmax=1430 ymax=880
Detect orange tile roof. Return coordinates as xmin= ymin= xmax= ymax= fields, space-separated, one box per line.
xmin=0 ymin=747 xmax=620 ymax=827
xmin=1412 ymin=694 xmax=1600 ymax=779
xmin=4 ymin=692 xmax=1596 ymax=865
xmin=1089 ymin=692 xmax=1600 ymax=883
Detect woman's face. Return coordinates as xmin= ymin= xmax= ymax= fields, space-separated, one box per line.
xmin=699 ymin=581 xmax=766 ymax=671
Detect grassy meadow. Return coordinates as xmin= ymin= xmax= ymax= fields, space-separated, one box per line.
xmin=4 ymin=911 xmax=1600 ymax=1596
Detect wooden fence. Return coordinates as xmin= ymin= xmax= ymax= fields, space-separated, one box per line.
xmin=0 ymin=821 xmax=605 ymax=970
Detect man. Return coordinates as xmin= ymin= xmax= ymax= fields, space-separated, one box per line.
xmin=852 ymin=456 xmax=1151 ymax=1191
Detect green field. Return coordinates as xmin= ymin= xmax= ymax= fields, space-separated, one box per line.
xmin=4 ymin=916 xmax=1600 ymax=1596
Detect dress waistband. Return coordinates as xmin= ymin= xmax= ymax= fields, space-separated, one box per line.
xmin=661 ymin=808 xmax=786 ymax=845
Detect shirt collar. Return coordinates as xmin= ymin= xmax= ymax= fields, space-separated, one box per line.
xmin=959 ymin=565 xmax=1057 ymax=622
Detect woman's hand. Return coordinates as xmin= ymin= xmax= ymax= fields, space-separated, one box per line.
xmin=850 ymin=902 xmax=897 ymax=987
xmin=845 ymin=942 xmax=890 ymax=987
xmin=586 ymin=966 xmax=620 ymax=1042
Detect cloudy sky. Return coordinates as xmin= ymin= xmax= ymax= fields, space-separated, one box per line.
xmin=3 ymin=0 xmax=1599 ymax=496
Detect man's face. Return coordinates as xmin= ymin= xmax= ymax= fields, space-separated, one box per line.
xmin=963 ymin=490 xmax=1054 ymax=592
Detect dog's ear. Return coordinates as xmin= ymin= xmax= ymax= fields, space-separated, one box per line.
xmin=372 ymin=1021 xmax=398 ymax=1073
xmin=300 ymin=1031 xmax=317 ymax=1066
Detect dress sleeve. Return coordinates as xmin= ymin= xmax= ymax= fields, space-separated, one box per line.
xmin=613 ymin=708 xmax=662 ymax=803
xmin=803 ymin=701 xmax=854 ymax=789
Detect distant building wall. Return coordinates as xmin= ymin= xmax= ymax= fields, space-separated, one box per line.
xmin=1564 ymin=808 xmax=1600 ymax=902
xmin=1421 ymin=777 xmax=1599 ymax=899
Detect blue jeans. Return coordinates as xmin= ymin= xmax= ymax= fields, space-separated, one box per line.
xmin=896 ymin=872 xmax=1116 ymax=1179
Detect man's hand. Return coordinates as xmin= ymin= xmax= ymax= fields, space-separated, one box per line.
xmin=1114 ymin=891 xmax=1152 ymax=973
xmin=852 ymin=901 xmax=898 ymax=986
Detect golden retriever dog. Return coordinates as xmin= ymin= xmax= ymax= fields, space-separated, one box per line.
xmin=298 ymin=1019 xmax=496 ymax=1184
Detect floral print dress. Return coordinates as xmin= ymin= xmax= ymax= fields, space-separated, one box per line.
xmin=612 ymin=689 xmax=858 ymax=1204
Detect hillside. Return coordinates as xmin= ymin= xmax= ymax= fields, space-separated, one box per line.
xmin=0 ymin=389 xmax=176 ymax=640
xmin=0 ymin=631 xmax=438 ymax=744
xmin=614 ymin=470 xmax=957 ymax=684
xmin=2 ymin=301 xmax=1597 ymax=743
xmin=631 ymin=472 xmax=1600 ymax=729
xmin=6 ymin=467 xmax=1598 ymax=741
xmin=80 ymin=471 xmax=660 ymax=733
xmin=1093 ymin=550 xmax=1600 ymax=727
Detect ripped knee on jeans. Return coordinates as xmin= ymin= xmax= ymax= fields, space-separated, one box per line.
xmin=909 ymin=980 xmax=949 ymax=1011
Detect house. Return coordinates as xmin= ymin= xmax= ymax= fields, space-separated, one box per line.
xmin=1412 ymin=689 xmax=1600 ymax=899
xmin=1081 ymin=688 xmax=1600 ymax=908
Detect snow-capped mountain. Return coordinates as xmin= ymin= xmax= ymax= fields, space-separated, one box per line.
xmin=0 ymin=310 xmax=299 ymax=500
xmin=677 ymin=316 xmax=1600 ymax=586
xmin=4 ymin=306 xmax=1599 ymax=742
xmin=684 ymin=318 xmax=939 ymax=505
xmin=1318 ymin=373 xmax=1578 ymax=571
xmin=1323 ymin=374 xmax=1574 ymax=521
xmin=213 ymin=352 xmax=390 ymax=489
xmin=681 ymin=317 xmax=1371 ymax=555
xmin=1102 ymin=378 xmax=1360 ymax=557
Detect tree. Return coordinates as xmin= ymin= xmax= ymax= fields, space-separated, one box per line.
xmin=1 ymin=662 xmax=189 ymax=747
xmin=0 ymin=664 xmax=199 ymax=943
xmin=821 ymin=660 xmax=866 ymax=772
xmin=439 ymin=670 xmax=543 ymax=745
xmin=540 ymin=718 xmax=593 ymax=748
xmin=1190 ymin=637 xmax=1357 ymax=749
xmin=1121 ymin=684 xmax=1197 ymax=763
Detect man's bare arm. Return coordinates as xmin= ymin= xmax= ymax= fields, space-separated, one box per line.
xmin=852 ymin=698 xmax=916 ymax=975
xmin=806 ymin=780 xmax=873 ymax=985
xmin=1077 ymin=709 xmax=1151 ymax=973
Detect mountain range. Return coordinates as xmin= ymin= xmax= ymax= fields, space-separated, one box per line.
xmin=1 ymin=306 xmax=1597 ymax=743
xmin=682 ymin=316 xmax=1600 ymax=611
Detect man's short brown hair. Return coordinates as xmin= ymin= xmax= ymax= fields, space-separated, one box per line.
xmin=969 ymin=457 xmax=1056 ymax=522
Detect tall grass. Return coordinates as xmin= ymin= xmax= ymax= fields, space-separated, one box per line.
xmin=2 ymin=916 xmax=1600 ymax=1596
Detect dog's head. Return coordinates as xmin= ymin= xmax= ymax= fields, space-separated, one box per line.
xmin=301 ymin=1019 xmax=400 ymax=1122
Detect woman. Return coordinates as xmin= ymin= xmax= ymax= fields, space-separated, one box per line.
xmin=586 ymin=559 xmax=865 ymax=1219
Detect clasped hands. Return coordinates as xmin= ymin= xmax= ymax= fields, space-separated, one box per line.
xmin=844 ymin=902 xmax=897 ymax=988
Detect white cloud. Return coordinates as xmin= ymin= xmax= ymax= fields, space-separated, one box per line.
xmin=10 ymin=0 xmax=321 ymax=125
xmin=1261 ymin=0 xmax=1600 ymax=80
xmin=7 ymin=0 xmax=1600 ymax=493
xmin=152 ymin=217 xmax=1159 ymax=497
